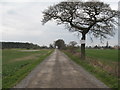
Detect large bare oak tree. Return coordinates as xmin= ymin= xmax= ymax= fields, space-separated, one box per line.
xmin=42 ymin=1 xmax=118 ymax=60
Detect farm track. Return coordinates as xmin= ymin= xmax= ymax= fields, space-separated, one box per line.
xmin=14 ymin=49 xmax=108 ymax=88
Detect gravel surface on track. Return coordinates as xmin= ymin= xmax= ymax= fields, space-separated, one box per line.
xmin=14 ymin=49 xmax=108 ymax=88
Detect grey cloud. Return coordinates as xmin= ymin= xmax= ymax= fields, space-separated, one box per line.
xmin=1 ymin=1 xmax=118 ymax=46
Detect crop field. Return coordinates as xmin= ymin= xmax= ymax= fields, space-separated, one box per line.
xmin=2 ymin=49 xmax=53 ymax=88
xmin=86 ymin=49 xmax=118 ymax=62
xmin=63 ymin=49 xmax=119 ymax=88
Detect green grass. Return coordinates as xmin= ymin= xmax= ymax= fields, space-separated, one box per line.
xmin=2 ymin=49 xmax=53 ymax=88
xmin=77 ymin=49 xmax=118 ymax=71
xmin=3 ymin=49 xmax=50 ymax=64
xmin=63 ymin=49 xmax=118 ymax=88
xmin=85 ymin=49 xmax=118 ymax=62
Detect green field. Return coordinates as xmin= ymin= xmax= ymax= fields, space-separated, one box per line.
xmin=2 ymin=49 xmax=53 ymax=88
xmin=63 ymin=49 xmax=119 ymax=88
xmin=86 ymin=49 xmax=118 ymax=62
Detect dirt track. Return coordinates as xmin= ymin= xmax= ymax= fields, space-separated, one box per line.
xmin=14 ymin=49 xmax=108 ymax=88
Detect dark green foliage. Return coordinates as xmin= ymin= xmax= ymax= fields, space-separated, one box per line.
xmin=1 ymin=42 xmax=40 ymax=49
xmin=55 ymin=39 xmax=66 ymax=49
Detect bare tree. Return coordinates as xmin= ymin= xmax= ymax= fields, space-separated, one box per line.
xmin=69 ymin=41 xmax=77 ymax=47
xmin=68 ymin=41 xmax=77 ymax=53
xmin=42 ymin=1 xmax=118 ymax=60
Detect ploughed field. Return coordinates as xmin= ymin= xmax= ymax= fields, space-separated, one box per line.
xmin=2 ymin=49 xmax=53 ymax=88
xmin=63 ymin=49 xmax=119 ymax=88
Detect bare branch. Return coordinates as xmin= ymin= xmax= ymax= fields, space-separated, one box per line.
xmin=42 ymin=1 xmax=118 ymax=41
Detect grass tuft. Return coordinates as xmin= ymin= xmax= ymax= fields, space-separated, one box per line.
xmin=2 ymin=49 xmax=53 ymax=88
xmin=63 ymin=49 xmax=118 ymax=88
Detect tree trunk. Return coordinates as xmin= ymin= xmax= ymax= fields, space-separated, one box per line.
xmin=81 ymin=33 xmax=86 ymax=60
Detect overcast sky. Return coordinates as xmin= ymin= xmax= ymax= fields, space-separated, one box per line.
xmin=0 ymin=0 xmax=119 ymax=46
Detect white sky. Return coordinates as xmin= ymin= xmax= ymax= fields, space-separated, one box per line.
xmin=0 ymin=0 xmax=119 ymax=46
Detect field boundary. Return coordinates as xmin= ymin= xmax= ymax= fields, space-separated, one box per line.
xmin=3 ymin=49 xmax=54 ymax=88
xmin=63 ymin=50 xmax=118 ymax=88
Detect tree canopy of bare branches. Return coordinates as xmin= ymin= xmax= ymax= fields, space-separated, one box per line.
xmin=42 ymin=0 xmax=119 ymax=60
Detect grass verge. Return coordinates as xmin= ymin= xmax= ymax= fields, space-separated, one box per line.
xmin=63 ymin=50 xmax=118 ymax=88
xmin=3 ymin=49 xmax=53 ymax=88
